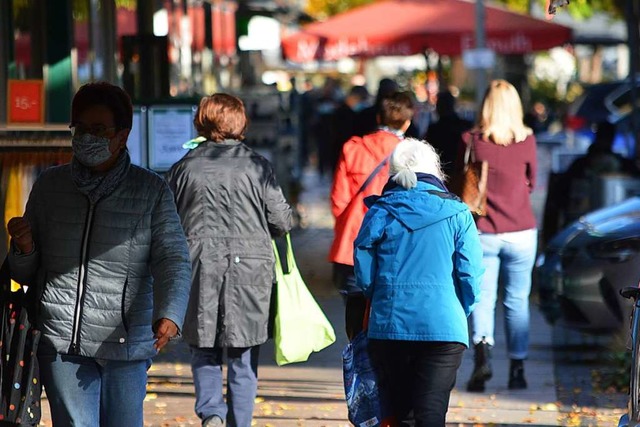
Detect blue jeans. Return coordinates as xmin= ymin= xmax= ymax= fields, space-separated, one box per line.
xmin=191 ymin=346 xmax=260 ymax=427
xmin=471 ymin=229 xmax=538 ymax=360
xmin=38 ymin=352 xmax=151 ymax=427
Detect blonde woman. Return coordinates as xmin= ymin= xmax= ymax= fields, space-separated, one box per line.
xmin=463 ymin=80 xmax=538 ymax=392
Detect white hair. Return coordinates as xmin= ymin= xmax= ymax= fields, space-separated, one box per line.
xmin=389 ymin=138 xmax=444 ymax=189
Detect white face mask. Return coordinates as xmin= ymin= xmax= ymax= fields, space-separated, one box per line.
xmin=72 ymin=133 xmax=113 ymax=167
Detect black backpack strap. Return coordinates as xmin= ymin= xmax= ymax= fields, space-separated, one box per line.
xmin=356 ymin=154 xmax=392 ymax=196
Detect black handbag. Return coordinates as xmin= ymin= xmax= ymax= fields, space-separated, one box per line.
xmin=0 ymin=258 xmax=41 ymax=427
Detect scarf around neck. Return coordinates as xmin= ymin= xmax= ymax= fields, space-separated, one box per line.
xmin=71 ymin=151 xmax=131 ymax=204
xmin=383 ymin=172 xmax=449 ymax=193
xmin=378 ymin=126 xmax=405 ymax=138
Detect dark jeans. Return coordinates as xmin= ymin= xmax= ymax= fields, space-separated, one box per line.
xmin=190 ymin=346 xmax=260 ymax=427
xmin=333 ymin=263 xmax=367 ymax=340
xmin=369 ymin=340 xmax=465 ymax=427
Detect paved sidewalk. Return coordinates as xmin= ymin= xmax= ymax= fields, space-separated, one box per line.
xmin=36 ymin=169 xmax=628 ymax=426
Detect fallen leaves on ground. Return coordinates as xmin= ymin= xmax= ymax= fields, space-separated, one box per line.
xmin=529 ymin=402 xmax=560 ymax=412
xmin=557 ymin=405 xmax=624 ymax=426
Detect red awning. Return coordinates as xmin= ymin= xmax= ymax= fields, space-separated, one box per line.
xmin=281 ymin=0 xmax=573 ymax=62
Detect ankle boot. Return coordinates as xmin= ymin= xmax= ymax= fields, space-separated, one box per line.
xmin=508 ymin=359 xmax=527 ymax=389
xmin=467 ymin=338 xmax=492 ymax=392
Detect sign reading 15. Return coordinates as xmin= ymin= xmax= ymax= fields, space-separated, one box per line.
xmin=14 ymin=96 xmax=38 ymax=110
xmin=7 ymin=79 xmax=45 ymax=125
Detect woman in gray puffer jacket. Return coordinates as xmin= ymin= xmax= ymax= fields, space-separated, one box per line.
xmin=7 ymin=82 xmax=192 ymax=427
xmin=166 ymin=93 xmax=292 ymax=427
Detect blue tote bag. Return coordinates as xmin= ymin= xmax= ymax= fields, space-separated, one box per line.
xmin=342 ymin=304 xmax=395 ymax=427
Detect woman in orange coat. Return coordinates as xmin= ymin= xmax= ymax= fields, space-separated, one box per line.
xmin=329 ymin=91 xmax=414 ymax=339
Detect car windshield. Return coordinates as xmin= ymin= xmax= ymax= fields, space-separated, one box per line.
xmin=571 ymin=82 xmax=624 ymax=124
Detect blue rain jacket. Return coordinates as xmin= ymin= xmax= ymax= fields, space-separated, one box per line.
xmin=354 ymin=179 xmax=484 ymax=346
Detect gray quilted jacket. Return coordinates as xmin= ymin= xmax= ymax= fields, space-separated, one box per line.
xmin=166 ymin=140 xmax=292 ymax=348
xmin=8 ymin=163 xmax=192 ymax=360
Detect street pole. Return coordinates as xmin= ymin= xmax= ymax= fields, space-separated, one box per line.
xmin=475 ymin=0 xmax=487 ymax=112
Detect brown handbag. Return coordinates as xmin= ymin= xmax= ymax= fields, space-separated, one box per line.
xmin=451 ymin=133 xmax=489 ymax=216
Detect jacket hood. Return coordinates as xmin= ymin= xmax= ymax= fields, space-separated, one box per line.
xmin=365 ymin=182 xmax=467 ymax=231
xmin=359 ymin=129 xmax=402 ymax=159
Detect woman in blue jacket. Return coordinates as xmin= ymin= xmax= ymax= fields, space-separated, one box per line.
xmin=354 ymin=138 xmax=484 ymax=427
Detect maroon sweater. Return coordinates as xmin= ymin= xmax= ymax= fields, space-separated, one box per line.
xmin=462 ymin=133 xmax=537 ymax=234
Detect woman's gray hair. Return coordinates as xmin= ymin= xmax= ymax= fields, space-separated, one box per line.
xmin=389 ymin=138 xmax=444 ymax=189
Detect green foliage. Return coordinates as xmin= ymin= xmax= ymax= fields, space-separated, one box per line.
xmin=592 ymin=350 xmax=630 ymax=393
xmin=116 ymin=0 xmax=137 ymax=9
xmin=72 ymin=0 xmax=136 ymax=21
xmin=305 ymin=0 xmax=624 ymax=23
xmin=529 ymin=78 xmax=562 ymax=106
xmin=494 ymin=0 xmax=624 ymax=19
xmin=12 ymin=0 xmax=30 ymax=30
xmin=72 ymin=0 xmax=89 ymax=21
xmin=305 ymin=0 xmax=375 ymax=19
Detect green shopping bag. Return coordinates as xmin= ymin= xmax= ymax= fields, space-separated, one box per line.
xmin=272 ymin=234 xmax=336 ymax=366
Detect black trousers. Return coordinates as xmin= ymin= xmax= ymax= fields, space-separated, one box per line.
xmin=369 ymin=340 xmax=465 ymax=427
xmin=332 ymin=263 xmax=367 ymax=340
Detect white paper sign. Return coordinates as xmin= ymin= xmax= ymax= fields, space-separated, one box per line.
xmin=463 ymin=48 xmax=496 ymax=70
xmin=148 ymin=106 xmax=196 ymax=171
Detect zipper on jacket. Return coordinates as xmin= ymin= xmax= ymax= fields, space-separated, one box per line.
xmin=69 ymin=202 xmax=96 ymax=354
xmin=121 ymin=277 xmax=129 ymax=333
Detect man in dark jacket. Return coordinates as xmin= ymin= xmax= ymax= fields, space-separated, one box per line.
xmin=329 ymin=85 xmax=370 ymax=171
xmin=426 ymin=91 xmax=473 ymax=181
xmin=166 ymin=93 xmax=292 ymax=427
xmin=354 ymin=78 xmax=399 ymax=137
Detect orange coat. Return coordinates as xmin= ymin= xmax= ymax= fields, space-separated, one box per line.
xmin=329 ymin=130 xmax=402 ymax=265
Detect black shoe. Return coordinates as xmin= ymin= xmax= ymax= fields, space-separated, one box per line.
xmin=508 ymin=359 xmax=527 ymax=390
xmin=467 ymin=338 xmax=492 ymax=392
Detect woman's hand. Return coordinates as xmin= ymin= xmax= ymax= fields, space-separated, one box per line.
xmin=7 ymin=217 xmax=34 ymax=254
xmin=153 ymin=318 xmax=179 ymax=351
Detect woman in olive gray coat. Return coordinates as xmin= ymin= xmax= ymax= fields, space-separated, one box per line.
xmin=166 ymin=93 xmax=292 ymax=427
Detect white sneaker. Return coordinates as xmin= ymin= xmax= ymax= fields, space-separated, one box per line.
xmin=203 ymin=415 xmax=224 ymax=427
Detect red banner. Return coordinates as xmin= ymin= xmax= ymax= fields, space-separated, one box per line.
xmin=212 ymin=3 xmax=224 ymax=54
xmin=212 ymin=1 xmax=236 ymax=57
xmin=222 ymin=3 xmax=237 ymax=57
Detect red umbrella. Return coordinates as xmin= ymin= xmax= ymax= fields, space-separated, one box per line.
xmin=281 ymin=0 xmax=573 ymax=62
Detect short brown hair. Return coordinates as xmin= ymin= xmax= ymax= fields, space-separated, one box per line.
xmin=194 ymin=93 xmax=247 ymax=141
xmin=379 ymin=92 xmax=414 ymax=130
xmin=71 ymin=82 xmax=133 ymax=129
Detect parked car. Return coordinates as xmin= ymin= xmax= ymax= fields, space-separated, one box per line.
xmin=537 ymin=193 xmax=640 ymax=334
xmin=565 ymin=79 xmax=639 ymax=158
